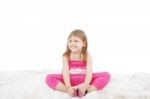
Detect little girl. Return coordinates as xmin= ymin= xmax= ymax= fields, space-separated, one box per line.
xmin=45 ymin=29 xmax=111 ymax=97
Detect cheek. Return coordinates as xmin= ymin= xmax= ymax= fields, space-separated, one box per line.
xmin=68 ymin=42 xmax=72 ymax=46
xmin=77 ymin=43 xmax=83 ymax=48
xmin=68 ymin=43 xmax=70 ymax=46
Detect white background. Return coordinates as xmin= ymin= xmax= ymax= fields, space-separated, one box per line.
xmin=0 ymin=0 xmax=150 ymax=74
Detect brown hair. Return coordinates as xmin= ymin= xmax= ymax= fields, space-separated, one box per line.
xmin=63 ymin=29 xmax=88 ymax=61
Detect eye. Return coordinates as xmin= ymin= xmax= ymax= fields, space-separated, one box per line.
xmin=75 ymin=40 xmax=78 ymax=42
xmin=69 ymin=40 xmax=72 ymax=42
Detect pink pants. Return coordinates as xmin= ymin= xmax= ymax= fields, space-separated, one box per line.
xmin=45 ymin=72 xmax=110 ymax=90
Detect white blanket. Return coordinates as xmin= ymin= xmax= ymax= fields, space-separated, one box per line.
xmin=0 ymin=70 xmax=150 ymax=99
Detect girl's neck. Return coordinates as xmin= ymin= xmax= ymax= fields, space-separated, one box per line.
xmin=70 ymin=52 xmax=82 ymax=60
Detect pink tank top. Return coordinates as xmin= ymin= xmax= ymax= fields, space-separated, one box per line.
xmin=68 ymin=60 xmax=86 ymax=74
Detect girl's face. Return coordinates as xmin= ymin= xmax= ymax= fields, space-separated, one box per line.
xmin=68 ymin=36 xmax=85 ymax=53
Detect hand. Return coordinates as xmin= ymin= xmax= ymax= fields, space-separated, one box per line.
xmin=73 ymin=85 xmax=78 ymax=90
xmin=67 ymin=87 xmax=76 ymax=97
xmin=78 ymin=84 xmax=90 ymax=96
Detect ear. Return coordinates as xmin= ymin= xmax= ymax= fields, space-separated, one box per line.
xmin=82 ymin=44 xmax=85 ymax=47
xmin=82 ymin=41 xmax=85 ymax=47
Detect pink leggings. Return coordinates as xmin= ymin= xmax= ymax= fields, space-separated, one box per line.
xmin=45 ymin=72 xmax=110 ymax=90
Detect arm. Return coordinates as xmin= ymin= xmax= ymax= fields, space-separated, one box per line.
xmin=83 ymin=53 xmax=93 ymax=86
xmin=62 ymin=56 xmax=71 ymax=89
xmin=77 ymin=53 xmax=93 ymax=95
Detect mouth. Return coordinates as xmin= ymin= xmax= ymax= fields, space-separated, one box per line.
xmin=70 ymin=46 xmax=77 ymax=49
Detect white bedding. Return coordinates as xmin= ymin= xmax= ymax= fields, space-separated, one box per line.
xmin=0 ymin=70 xmax=150 ymax=99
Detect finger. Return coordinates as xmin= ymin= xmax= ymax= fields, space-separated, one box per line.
xmin=73 ymin=87 xmax=78 ymax=90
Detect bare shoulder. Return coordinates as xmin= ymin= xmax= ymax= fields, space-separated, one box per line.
xmin=87 ymin=52 xmax=92 ymax=60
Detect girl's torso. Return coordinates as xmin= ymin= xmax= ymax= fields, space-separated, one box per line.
xmin=68 ymin=59 xmax=87 ymax=74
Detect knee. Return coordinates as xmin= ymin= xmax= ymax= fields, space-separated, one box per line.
xmin=103 ymin=72 xmax=111 ymax=81
xmin=45 ymin=74 xmax=53 ymax=83
xmin=45 ymin=74 xmax=58 ymax=89
xmin=45 ymin=75 xmax=52 ymax=85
